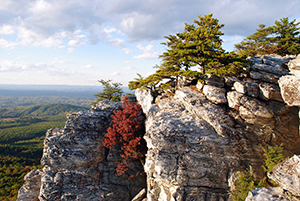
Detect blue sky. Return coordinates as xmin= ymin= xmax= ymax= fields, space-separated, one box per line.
xmin=0 ymin=0 xmax=299 ymax=86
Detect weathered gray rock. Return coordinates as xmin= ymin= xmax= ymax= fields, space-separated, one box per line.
xmin=249 ymin=55 xmax=290 ymax=84
xmin=234 ymin=81 xmax=259 ymax=97
xmin=38 ymin=101 xmax=146 ymax=201
xmin=259 ymin=83 xmax=283 ymax=102
xmin=245 ymin=187 xmax=289 ymax=201
xmin=202 ymin=85 xmax=227 ymax=104
xmin=65 ymin=100 xmax=122 ymax=131
xmin=268 ymin=155 xmax=300 ymax=197
xmin=250 ymin=70 xmax=281 ymax=84
xmin=205 ymin=74 xmax=225 ymax=88
xmin=278 ymin=75 xmax=300 ymax=107
xmin=143 ymin=87 xmax=265 ymax=201
xmin=224 ymin=75 xmax=240 ymax=88
xmin=178 ymin=76 xmax=196 ymax=87
xmin=144 ymin=97 xmax=241 ymax=200
xmin=196 ymin=81 xmax=204 ymax=91
xmin=174 ymin=87 xmax=235 ymax=138
xmin=233 ymin=81 xmax=246 ymax=94
xmin=17 ymin=169 xmax=42 ymax=201
xmin=227 ymin=91 xmax=244 ymax=110
xmin=288 ymin=54 xmax=300 ymax=77
xmin=135 ymin=88 xmax=154 ymax=115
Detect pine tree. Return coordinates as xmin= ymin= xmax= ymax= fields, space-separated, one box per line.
xmin=92 ymin=79 xmax=123 ymax=104
xmin=234 ymin=24 xmax=275 ymax=57
xmin=129 ymin=14 xmax=248 ymax=91
xmin=235 ymin=17 xmax=300 ymax=56
xmin=272 ymin=17 xmax=300 ymax=56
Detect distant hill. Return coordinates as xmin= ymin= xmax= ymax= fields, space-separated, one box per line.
xmin=0 ymin=84 xmax=133 ymax=108
xmin=0 ymin=103 xmax=89 ymax=118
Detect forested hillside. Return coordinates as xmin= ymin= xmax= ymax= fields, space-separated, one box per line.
xmin=0 ymin=103 xmax=88 ymax=201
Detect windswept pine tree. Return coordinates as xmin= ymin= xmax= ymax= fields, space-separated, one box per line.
xmin=129 ymin=14 xmax=248 ymax=91
xmin=235 ymin=17 xmax=300 ymax=56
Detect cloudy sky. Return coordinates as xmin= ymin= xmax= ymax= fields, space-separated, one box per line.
xmin=0 ymin=0 xmax=299 ymax=86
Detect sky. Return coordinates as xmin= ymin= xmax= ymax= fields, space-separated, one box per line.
xmin=0 ymin=0 xmax=299 ymax=86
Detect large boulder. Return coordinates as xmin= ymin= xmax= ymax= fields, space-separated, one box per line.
xmin=278 ymin=75 xmax=300 ymax=107
xmin=268 ymin=155 xmax=300 ymax=197
xmin=278 ymin=54 xmax=300 ymax=107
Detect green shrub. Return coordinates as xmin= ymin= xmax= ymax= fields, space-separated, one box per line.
xmin=231 ymin=144 xmax=285 ymax=201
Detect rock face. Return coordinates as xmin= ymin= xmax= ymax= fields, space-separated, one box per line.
xmin=18 ymin=100 xmax=146 ymax=201
xmin=17 ymin=169 xmax=42 ymax=201
xmin=135 ymin=54 xmax=300 ymax=201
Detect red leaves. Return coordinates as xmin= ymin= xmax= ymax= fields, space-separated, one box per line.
xmin=116 ymin=163 xmax=129 ymax=176
xmin=103 ymin=96 xmax=145 ymax=175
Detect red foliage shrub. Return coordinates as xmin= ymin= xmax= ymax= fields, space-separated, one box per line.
xmin=103 ymin=96 xmax=145 ymax=175
xmin=24 ymin=166 xmax=31 ymax=172
xmin=116 ymin=162 xmax=129 ymax=176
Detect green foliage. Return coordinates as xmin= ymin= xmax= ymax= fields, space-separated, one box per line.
xmin=92 ymin=79 xmax=123 ymax=104
xmin=272 ymin=17 xmax=300 ymax=56
xmin=129 ymin=14 xmax=248 ymax=91
xmin=231 ymin=169 xmax=257 ymax=201
xmin=260 ymin=144 xmax=285 ymax=186
xmin=235 ymin=17 xmax=300 ymax=56
xmin=231 ymin=144 xmax=286 ymax=201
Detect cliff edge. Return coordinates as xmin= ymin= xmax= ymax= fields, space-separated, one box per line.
xmin=17 ymin=54 xmax=300 ymax=201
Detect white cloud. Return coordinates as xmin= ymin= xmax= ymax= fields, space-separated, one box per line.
xmin=112 ymin=71 xmax=122 ymax=76
xmin=133 ymin=44 xmax=158 ymax=59
xmin=0 ymin=60 xmax=48 ymax=72
xmin=121 ymin=48 xmax=131 ymax=54
xmin=0 ymin=24 xmax=15 ymax=35
xmin=0 ymin=39 xmax=17 ymax=48
xmin=107 ymin=38 xmax=124 ymax=47
xmin=81 ymin=64 xmax=96 ymax=70
xmin=104 ymin=26 xmax=117 ymax=34
xmin=67 ymin=39 xmax=86 ymax=52
xmin=124 ymin=66 xmax=136 ymax=71
xmin=0 ymin=0 xmax=299 ymax=49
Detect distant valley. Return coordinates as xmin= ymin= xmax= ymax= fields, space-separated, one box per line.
xmin=0 ymin=84 xmax=132 ymax=108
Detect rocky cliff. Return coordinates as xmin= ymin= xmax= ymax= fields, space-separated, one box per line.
xmin=17 ymin=54 xmax=300 ymax=201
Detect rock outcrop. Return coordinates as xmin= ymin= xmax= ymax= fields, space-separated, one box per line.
xmin=246 ymin=55 xmax=300 ymax=201
xmin=136 ymin=54 xmax=300 ymax=201
xmin=17 ymin=169 xmax=42 ymax=201
xmin=18 ymin=101 xmax=146 ymax=201
xmin=17 ymin=54 xmax=300 ymax=201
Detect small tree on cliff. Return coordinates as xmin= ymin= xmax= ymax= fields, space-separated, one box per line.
xmin=92 ymin=79 xmax=123 ymax=104
xmin=235 ymin=17 xmax=300 ymax=56
xmin=129 ymin=14 xmax=247 ymax=91
xmin=103 ymin=96 xmax=145 ymax=175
